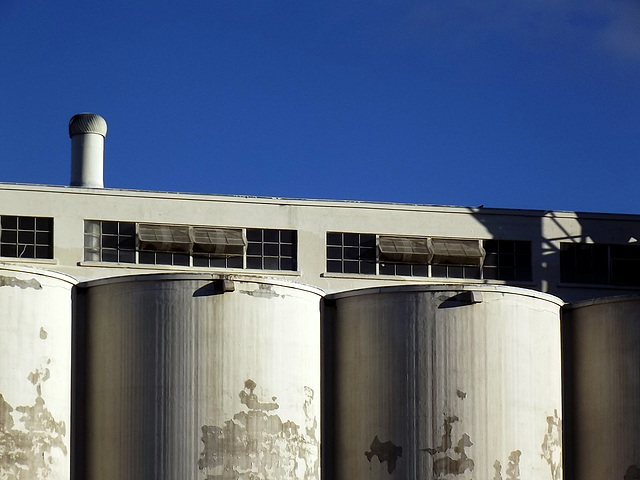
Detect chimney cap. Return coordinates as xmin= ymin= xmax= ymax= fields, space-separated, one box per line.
xmin=69 ymin=113 xmax=107 ymax=138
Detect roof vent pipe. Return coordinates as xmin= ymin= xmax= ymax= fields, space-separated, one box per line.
xmin=69 ymin=113 xmax=107 ymax=188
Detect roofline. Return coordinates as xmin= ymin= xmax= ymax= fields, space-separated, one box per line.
xmin=1 ymin=181 xmax=639 ymax=220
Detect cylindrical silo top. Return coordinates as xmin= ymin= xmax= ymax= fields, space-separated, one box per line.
xmin=69 ymin=113 xmax=107 ymax=138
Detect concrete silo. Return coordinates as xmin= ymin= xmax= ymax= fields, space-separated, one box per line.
xmin=78 ymin=274 xmax=322 ymax=480
xmin=324 ymin=285 xmax=563 ymax=480
xmin=563 ymin=295 xmax=640 ymax=480
xmin=0 ymin=265 xmax=75 ymax=480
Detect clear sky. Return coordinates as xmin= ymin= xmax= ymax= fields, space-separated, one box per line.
xmin=1 ymin=1 xmax=639 ymax=213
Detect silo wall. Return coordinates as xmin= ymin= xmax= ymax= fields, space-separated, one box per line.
xmin=563 ymin=295 xmax=640 ymax=480
xmin=0 ymin=265 xmax=75 ymax=480
xmin=324 ymin=285 xmax=563 ymax=480
xmin=80 ymin=274 xmax=322 ymax=480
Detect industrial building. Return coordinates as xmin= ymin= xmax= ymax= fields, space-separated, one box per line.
xmin=1 ymin=114 xmax=639 ymax=479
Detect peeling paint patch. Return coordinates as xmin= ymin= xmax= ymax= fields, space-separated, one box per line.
xmin=39 ymin=328 xmax=48 ymax=340
xmin=239 ymin=284 xmax=284 ymax=299
xmin=423 ymin=415 xmax=474 ymax=479
xmin=0 ymin=355 xmax=67 ymax=479
xmin=364 ymin=436 xmax=402 ymax=474
xmin=493 ymin=451 xmax=522 ymax=480
xmin=506 ymin=450 xmax=521 ymax=479
xmin=493 ymin=459 xmax=503 ymax=480
xmin=456 ymin=389 xmax=466 ymax=400
xmin=239 ymin=379 xmax=279 ymax=411
xmin=199 ymin=382 xmax=319 ymax=480
xmin=0 ymin=276 xmax=42 ymax=290
xmin=541 ymin=409 xmax=562 ymax=480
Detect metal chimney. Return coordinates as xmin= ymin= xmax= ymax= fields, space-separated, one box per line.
xmin=69 ymin=113 xmax=107 ymax=188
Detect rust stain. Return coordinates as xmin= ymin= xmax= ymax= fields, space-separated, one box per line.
xmin=364 ymin=436 xmax=402 ymax=474
xmin=0 ymin=276 xmax=42 ymax=290
xmin=199 ymin=381 xmax=319 ymax=479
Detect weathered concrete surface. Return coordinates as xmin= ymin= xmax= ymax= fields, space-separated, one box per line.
xmin=0 ymin=266 xmax=75 ymax=480
xmin=82 ymin=274 xmax=322 ymax=480
xmin=326 ymin=284 xmax=563 ymax=480
xmin=564 ymin=295 xmax=640 ymax=480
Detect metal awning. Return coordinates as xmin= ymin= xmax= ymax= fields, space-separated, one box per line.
xmin=430 ymin=238 xmax=485 ymax=266
xmin=378 ymin=236 xmax=432 ymax=264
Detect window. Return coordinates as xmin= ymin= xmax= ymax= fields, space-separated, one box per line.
xmin=84 ymin=220 xmax=297 ymax=271
xmin=560 ymin=242 xmax=640 ymax=286
xmin=327 ymin=232 xmax=376 ymax=274
xmin=483 ymin=240 xmax=532 ymax=281
xmin=85 ymin=221 xmax=135 ymax=263
xmin=326 ymin=232 xmax=531 ymax=281
xmin=246 ymin=228 xmax=297 ymax=271
xmin=1 ymin=215 xmax=53 ymax=259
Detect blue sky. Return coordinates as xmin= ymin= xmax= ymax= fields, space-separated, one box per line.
xmin=1 ymin=0 xmax=640 ymax=213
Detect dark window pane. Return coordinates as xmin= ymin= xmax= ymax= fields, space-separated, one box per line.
xmin=264 ymin=257 xmax=279 ymax=270
xmin=280 ymin=230 xmax=295 ymax=243
xmin=327 ymin=246 xmax=342 ymax=260
xmin=119 ymin=251 xmax=136 ymax=263
xmin=246 ymin=229 xmax=262 ymax=242
xmin=465 ymin=267 xmax=481 ymax=279
xmin=327 ymin=260 xmax=343 ymax=273
xmin=515 ymin=241 xmax=530 ymax=254
xmin=18 ymin=217 xmax=34 ymax=229
xmin=280 ymin=258 xmax=294 ymax=271
xmin=36 ymin=232 xmax=51 ymax=245
xmin=173 ymin=253 xmax=190 ymax=266
xmin=280 ymin=244 xmax=293 ymax=257
xmin=264 ymin=244 xmax=279 ymax=257
xmin=156 ymin=252 xmax=173 ymax=265
xmin=413 ymin=265 xmax=428 ymax=277
xmin=1 ymin=216 xmax=17 ymax=229
xmin=379 ymin=263 xmax=394 ymax=275
xmin=359 ymin=248 xmax=376 ymax=261
xmin=396 ymin=264 xmax=411 ymax=276
xmin=448 ymin=266 xmax=464 ymax=278
xmin=1 ymin=244 xmax=17 ymax=257
xmin=247 ymin=243 xmax=262 ymax=255
xmin=483 ymin=267 xmax=498 ymax=280
xmin=263 ymin=230 xmax=279 ymax=243
xmin=20 ymin=245 xmax=34 ymax=258
xmin=120 ymin=222 xmax=136 ymax=235
xmin=119 ymin=237 xmax=135 ymax=250
xmin=432 ymin=265 xmax=447 ymax=277
xmin=344 ymin=233 xmax=359 ymax=246
xmin=102 ymin=250 xmax=118 ymax=262
xmin=360 ymin=235 xmax=376 ymax=248
xmin=18 ymin=231 xmax=34 ymax=244
xmin=343 ymin=261 xmax=360 ymax=274
xmin=228 ymin=256 xmax=243 ymax=268
xmin=499 ymin=267 xmax=516 ymax=281
xmin=101 ymin=222 xmax=118 ymax=234
xmin=35 ymin=217 xmax=52 ymax=230
xmin=102 ymin=236 xmax=119 ymax=248
xmin=35 ymin=246 xmax=52 ymax=259
xmin=139 ymin=251 xmax=155 ymax=264
xmin=359 ymin=261 xmax=376 ymax=275
xmin=344 ymin=247 xmax=360 ymax=260
xmin=193 ymin=256 xmax=208 ymax=267
xmin=326 ymin=232 xmax=342 ymax=246
xmin=2 ymin=231 xmax=17 ymax=243
xmin=247 ymin=257 xmax=262 ymax=269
